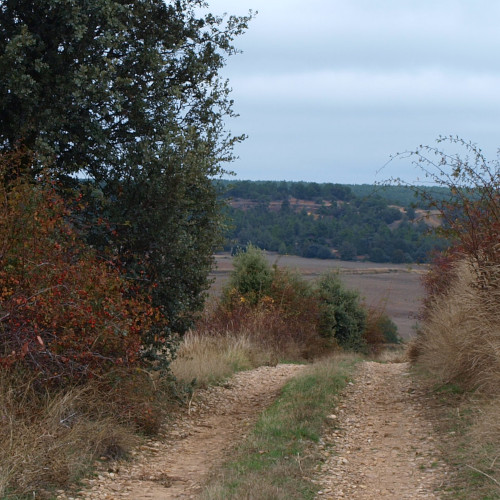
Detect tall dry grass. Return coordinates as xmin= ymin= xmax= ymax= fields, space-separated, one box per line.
xmin=415 ymin=260 xmax=500 ymax=394
xmin=414 ymin=259 xmax=500 ymax=493
xmin=171 ymin=300 xmax=315 ymax=387
xmin=171 ymin=330 xmax=277 ymax=387
xmin=0 ymin=368 xmax=172 ymax=498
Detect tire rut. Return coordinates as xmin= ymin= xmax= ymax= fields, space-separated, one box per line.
xmin=314 ymin=361 xmax=451 ymax=499
xmin=60 ymin=364 xmax=305 ymax=500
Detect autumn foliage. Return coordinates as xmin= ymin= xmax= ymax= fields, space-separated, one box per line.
xmin=0 ymin=151 xmax=162 ymax=383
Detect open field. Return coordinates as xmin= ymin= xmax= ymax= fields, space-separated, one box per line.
xmin=210 ymin=252 xmax=426 ymax=339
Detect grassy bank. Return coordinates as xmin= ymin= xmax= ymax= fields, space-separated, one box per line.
xmin=411 ymin=372 xmax=500 ymax=500
xmin=200 ymin=354 xmax=361 ymax=500
xmin=411 ymin=261 xmax=500 ymax=499
xmin=170 ymin=330 xmax=281 ymax=388
xmin=0 ymin=368 xmax=175 ymax=499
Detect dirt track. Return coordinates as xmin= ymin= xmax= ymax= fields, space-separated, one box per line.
xmin=60 ymin=361 xmax=450 ymax=500
xmin=314 ymin=361 xmax=450 ymax=498
xmin=63 ymin=364 xmax=306 ymax=499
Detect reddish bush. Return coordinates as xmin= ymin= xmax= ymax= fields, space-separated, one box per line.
xmin=363 ymin=306 xmax=401 ymax=353
xmin=0 ymin=151 xmax=162 ymax=383
xmin=197 ymin=265 xmax=330 ymax=359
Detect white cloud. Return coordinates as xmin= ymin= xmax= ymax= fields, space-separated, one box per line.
xmin=230 ymin=69 xmax=500 ymax=110
xmin=207 ymin=0 xmax=500 ymax=182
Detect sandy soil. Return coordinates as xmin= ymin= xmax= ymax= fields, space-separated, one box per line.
xmin=211 ymin=252 xmax=425 ymax=339
xmin=314 ymin=361 xmax=451 ymax=499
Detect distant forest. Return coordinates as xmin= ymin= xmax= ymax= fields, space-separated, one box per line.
xmin=219 ymin=180 xmax=449 ymax=263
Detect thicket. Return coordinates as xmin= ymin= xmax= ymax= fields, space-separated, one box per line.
xmin=0 ymin=151 xmax=176 ymax=497
xmin=197 ymin=245 xmax=399 ymax=360
xmin=0 ymin=0 xmax=251 ymax=495
xmin=406 ymin=138 xmax=500 ymax=495
xmin=0 ymin=0 xmax=251 ymax=363
xmin=0 ymin=150 xmax=164 ymax=383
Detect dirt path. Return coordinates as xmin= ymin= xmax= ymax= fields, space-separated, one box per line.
xmin=314 ymin=361 xmax=450 ymax=499
xmin=60 ymin=360 xmax=452 ymax=500
xmin=63 ymin=364 xmax=305 ymax=500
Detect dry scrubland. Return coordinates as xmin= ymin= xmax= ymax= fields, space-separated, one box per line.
xmin=0 ymin=242 xmax=397 ymax=497
xmin=2 ymin=147 xmax=499 ymax=498
xmin=405 ymin=140 xmax=500 ymax=497
xmin=211 ymin=252 xmax=425 ymax=340
xmin=410 ymin=260 xmax=500 ymax=496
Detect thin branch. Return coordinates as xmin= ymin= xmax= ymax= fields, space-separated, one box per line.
xmin=466 ymin=464 xmax=500 ymax=487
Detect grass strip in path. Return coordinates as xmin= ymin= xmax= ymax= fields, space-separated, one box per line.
xmin=201 ymin=353 xmax=361 ymax=500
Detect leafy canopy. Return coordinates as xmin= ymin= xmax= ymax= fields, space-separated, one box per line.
xmin=0 ymin=1 xmax=252 ymax=357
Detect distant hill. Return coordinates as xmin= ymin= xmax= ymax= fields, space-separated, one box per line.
xmin=219 ymin=180 xmax=448 ymax=263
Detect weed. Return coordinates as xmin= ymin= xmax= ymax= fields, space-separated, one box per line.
xmin=200 ymin=354 xmax=361 ymax=499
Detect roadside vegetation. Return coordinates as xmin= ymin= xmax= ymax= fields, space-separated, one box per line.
xmin=200 ymin=354 xmax=361 ymax=500
xmin=0 ymin=2 xmax=437 ymax=498
xmin=0 ymin=152 xmax=174 ymax=497
xmin=0 ymin=156 xmax=399 ymax=498
xmin=405 ymin=138 xmax=500 ymax=498
xmin=0 ymin=0 xmax=251 ymax=496
xmin=173 ymin=245 xmax=400 ymax=388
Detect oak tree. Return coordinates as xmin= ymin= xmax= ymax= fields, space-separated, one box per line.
xmin=0 ymin=1 xmax=251 ymax=361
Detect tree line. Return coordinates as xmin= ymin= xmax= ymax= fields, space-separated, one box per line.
xmin=222 ymin=180 xmax=448 ymax=263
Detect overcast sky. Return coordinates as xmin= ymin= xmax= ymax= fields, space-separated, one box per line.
xmin=205 ymin=0 xmax=500 ymax=184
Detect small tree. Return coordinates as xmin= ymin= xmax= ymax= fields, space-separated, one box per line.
xmin=225 ymin=244 xmax=273 ymax=306
xmin=315 ymin=272 xmax=366 ymax=351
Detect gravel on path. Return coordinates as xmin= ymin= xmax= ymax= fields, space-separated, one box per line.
xmin=58 ymin=364 xmax=306 ymax=500
xmin=314 ymin=361 xmax=451 ymax=499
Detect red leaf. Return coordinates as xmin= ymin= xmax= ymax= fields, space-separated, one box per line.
xmin=21 ymin=342 xmax=29 ymax=358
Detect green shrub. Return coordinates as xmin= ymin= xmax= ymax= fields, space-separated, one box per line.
xmin=378 ymin=314 xmax=401 ymax=344
xmin=225 ymin=244 xmax=274 ymax=306
xmin=315 ymin=272 xmax=367 ymax=352
xmin=218 ymin=254 xmax=375 ymax=356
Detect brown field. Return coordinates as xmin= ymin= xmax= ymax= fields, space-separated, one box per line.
xmin=210 ymin=252 xmax=426 ymax=340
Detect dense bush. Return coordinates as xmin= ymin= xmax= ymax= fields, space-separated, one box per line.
xmin=315 ymin=273 xmax=367 ymax=351
xmin=0 ymin=151 xmax=164 ymax=384
xmin=363 ymin=306 xmax=401 ymax=351
xmin=214 ymin=247 xmax=323 ymax=358
xmin=226 ymin=244 xmax=274 ymax=305
xmin=203 ymin=247 xmax=382 ymax=357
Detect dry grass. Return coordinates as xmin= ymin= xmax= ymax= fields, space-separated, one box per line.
xmin=372 ymin=345 xmax=408 ymax=363
xmin=415 ymin=261 xmax=500 ymax=394
xmin=172 ymin=289 xmax=326 ymax=389
xmin=467 ymin=396 xmax=500 ymax=492
xmin=0 ymin=370 xmax=147 ymax=498
xmin=414 ymin=259 xmax=500 ymax=496
xmin=171 ymin=330 xmax=279 ymax=387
